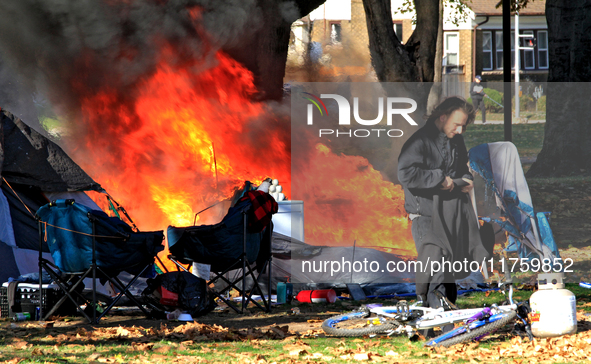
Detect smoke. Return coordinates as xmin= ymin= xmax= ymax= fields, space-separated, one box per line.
xmin=0 ymin=0 xmax=265 ymax=114
xmin=0 ymin=0 xmax=295 ymax=231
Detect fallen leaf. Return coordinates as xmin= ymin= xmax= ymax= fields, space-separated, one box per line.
xmin=116 ymin=327 xmax=131 ymax=337
xmin=13 ymin=341 xmax=29 ymax=350
xmin=131 ymin=342 xmax=154 ymax=351
xmin=5 ymin=358 xmax=23 ymax=364
xmin=289 ymin=349 xmax=308 ymax=356
xmin=154 ymin=345 xmax=173 ymax=353
xmin=353 ymin=353 xmax=370 ymax=361
xmin=88 ymin=353 xmax=101 ymax=361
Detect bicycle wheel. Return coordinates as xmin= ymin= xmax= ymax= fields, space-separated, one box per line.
xmin=322 ymin=309 xmax=401 ymax=337
xmin=426 ymin=311 xmax=517 ymax=347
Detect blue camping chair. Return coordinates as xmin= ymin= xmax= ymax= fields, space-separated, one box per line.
xmin=468 ymin=142 xmax=561 ymax=264
xmin=36 ymin=199 xmax=164 ymax=323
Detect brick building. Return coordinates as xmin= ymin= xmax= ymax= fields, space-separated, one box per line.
xmin=289 ymin=0 xmax=547 ymax=87
xmin=469 ymin=0 xmax=548 ymax=83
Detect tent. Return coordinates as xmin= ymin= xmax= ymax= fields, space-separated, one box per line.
xmin=250 ymin=231 xmax=417 ymax=296
xmin=0 ymin=108 xmax=104 ymax=284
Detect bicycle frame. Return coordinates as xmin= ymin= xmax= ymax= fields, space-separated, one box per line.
xmin=368 ymin=303 xmax=517 ymax=330
xmin=322 ymin=269 xmax=532 ymax=345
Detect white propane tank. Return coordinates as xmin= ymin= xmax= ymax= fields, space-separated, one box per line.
xmin=529 ymin=272 xmax=577 ymax=337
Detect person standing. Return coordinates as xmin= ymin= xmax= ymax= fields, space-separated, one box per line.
xmin=470 ymin=75 xmax=486 ymax=124
xmin=397 ymin=96 xmax=490 ymax=337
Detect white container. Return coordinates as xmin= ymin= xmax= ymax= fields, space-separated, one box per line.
xmin=529 ymin=272 xmax=577 ymax=338
xmin=177 ymin=313 xmax=194 ymax=321
xmin=272 ymin=201 xmax=304 ymax=242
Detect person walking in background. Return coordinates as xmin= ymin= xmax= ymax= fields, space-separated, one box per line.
xmin=470 ymin=75 xmax=486 ymax=124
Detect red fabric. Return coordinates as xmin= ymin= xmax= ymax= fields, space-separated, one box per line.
xmin=239 ymin=190 xmax=278 ymax=233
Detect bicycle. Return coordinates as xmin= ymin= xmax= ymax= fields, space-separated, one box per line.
xmin=321 ymin=284 xmax=532 ymax=347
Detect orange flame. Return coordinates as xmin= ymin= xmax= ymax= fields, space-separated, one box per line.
xmin=67 ymin=49 xmax=290 ymax=271
xmin=65 ymin=40 xmax=414 ymax=268
xmin=294 ymin=143 xmax=416 ymax=256
xmin=71 ymin=51 xmax=290 ymax=232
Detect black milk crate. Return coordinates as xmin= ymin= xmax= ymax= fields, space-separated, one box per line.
xmin=0 ymin=284 xmax=65 ymax=318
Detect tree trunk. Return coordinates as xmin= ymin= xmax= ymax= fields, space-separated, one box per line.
xmin=426 ymin=0 xmax=444 ymax=114
xmin=361 ymin=0 xmax=440 ymax=184
xmin=223 ymin=0 xmax=326 ymax=100
xmin=362 ymin=0 xmax=418 ymax=82
xmin=526 ymin=0 xmax=591 ymax=177
xmin=411 ymin=0 xmax=439 ymax=83
xmin=362 ymin=0 xmax=439 ymax=83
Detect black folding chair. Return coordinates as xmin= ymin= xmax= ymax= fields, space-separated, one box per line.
xmin=167 ymin=198 xmax=273 ymax=313
xmin=36 ymin=199 xmax=164 ymax=323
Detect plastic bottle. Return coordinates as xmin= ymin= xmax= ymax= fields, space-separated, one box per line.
xmin=277 ymin=282 xmax=286 ymax=304
xmin=529 ymin=272 xmax=577 ymax=337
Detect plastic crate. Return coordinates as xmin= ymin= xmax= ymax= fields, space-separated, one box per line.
xmin=0 ymin=285 xmax=73 ymax=319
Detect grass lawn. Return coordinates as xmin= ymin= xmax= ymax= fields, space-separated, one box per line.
xmin=477 ymin=112 xmax=546 ymax=122
xmin=463 ymin=123 xmax=545 ymax=159
xmin=1 ymin=284 xmax=590 ymax=363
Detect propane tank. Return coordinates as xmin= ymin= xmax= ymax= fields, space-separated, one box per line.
xmin=529 ymin=272 xmax=577 ymax=337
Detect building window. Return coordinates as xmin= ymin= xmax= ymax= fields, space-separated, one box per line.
xmin=483 ymin=31 xmax=493 ymax=70
xmin=444 ymin=32 xmax=459 ymax=66
xmin=330 ymin=22 xmax=342 ymax=44
xmin=495 ymin=31 xmax=503 ymax=69
xmin=523 ymin=30 xmax=535 ymax=69
xmin=393 ymin=22 xmax=403 ymax=43
xmin=538 ymin=30 xmax=549 ymax=69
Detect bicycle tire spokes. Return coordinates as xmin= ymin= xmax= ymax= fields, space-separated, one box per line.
xmin=425 ymin=311 xmax=518 ymax=347
xmin=321 ymin=310 xmax=401 ymax=337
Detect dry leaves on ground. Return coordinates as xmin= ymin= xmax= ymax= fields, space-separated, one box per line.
xmin=428 ymin=314 xmax=591 ymax=363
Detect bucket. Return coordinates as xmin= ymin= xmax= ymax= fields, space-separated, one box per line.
xmin=295 ymin=289 xmax=337 ymax=303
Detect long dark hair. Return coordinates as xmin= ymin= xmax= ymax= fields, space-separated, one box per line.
xmin=426 ymin=96 xmax=476 ymax=126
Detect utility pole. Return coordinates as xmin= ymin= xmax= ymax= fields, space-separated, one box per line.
xmin=503 ymin=0 xmax=512 ymax=141
xmin=514 ymin=12 xmax=520 ymax=118
xmin=514 ymin=10 xmax=535 ymax=120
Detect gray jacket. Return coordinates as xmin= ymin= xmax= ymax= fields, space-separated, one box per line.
xmin=397 ymin=121 xmax=489 ymax=273
xmin=397 ymin=121 xmax=473 ymax=217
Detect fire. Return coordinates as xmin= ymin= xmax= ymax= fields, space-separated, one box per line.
xmin=62 ymin=27 xmax=412 ymax=266
xmin=66 ymin=49 xmax=290 ymax=271
xmin=149 ymin=183 xmax=195 ymax=227
xmin=71 ymin=50 xmax=289 ymax=228
xmin=293 ymin=143 xmax=416 ymax=256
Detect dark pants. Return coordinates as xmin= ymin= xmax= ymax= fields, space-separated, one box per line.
xmin=473 ymin=97 xmax=486 ymax=123
xmin=411 ymin=216 xmax=457 ymax=337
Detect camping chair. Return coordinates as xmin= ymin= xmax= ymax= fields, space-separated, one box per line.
xmin=36 ymin=199 xmax=164 ymax=324
xmin=468 ymin=142 xmax=561 ymax=264
xmin=167 ymin=194 xmax=275 ymax=314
